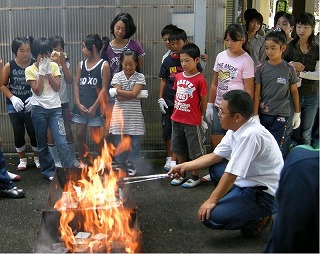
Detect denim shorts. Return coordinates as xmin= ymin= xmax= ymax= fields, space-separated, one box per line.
xmin=210 ymin=106 xmax=227 ymax=135
xmin=72 ymin=114 xmax=103 ymax=127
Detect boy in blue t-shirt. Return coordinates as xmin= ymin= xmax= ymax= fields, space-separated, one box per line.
xmin=158 ymin=28 xmax=187 ymax=172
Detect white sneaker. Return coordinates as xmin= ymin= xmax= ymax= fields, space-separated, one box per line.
xmin=128 ymin=168 xmax=137 ymax=176
xmin=7 ymin=171 xmax=21 ymax=181
xmin=200 ymin=174 xmax=211 ymax=183
xmin=17 ymin=158 xmax=27 ymax=171
xmin=55 ymin=161 xmax=62 ymax=168
xmin=164 ymin=160 xmax=171 ymax=171
xmin=170 ymin=176 xmax=186 ymax=186
xmin=34 ymin=157 xmax=40 ymax=169
xmin=127 ymin=162 xmax=136 ymax=176
xmin=182 ymin=177 xmax=201 ymax=188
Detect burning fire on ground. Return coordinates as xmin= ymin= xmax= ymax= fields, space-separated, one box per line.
xmin=53 ymin=138 xmax=139 ymax=253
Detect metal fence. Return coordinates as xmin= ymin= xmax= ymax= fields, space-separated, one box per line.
xmin=0 ymin=0 xmax=226 ymax=153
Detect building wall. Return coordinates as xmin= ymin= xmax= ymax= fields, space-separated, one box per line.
xmin=0 ymin=0 xmax=226 ymax=152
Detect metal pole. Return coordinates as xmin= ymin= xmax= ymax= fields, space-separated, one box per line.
xmin=194 ymin=0 xmax=207 ymax=54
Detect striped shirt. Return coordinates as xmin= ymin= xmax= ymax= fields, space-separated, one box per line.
xmin=109 ymin=71 xmax=146 ymax=135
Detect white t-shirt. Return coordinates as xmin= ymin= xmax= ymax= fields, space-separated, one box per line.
xmin=58 ymin=62 xmax=71 ymax=104
xmin=213 ymin=50 xmax=254 ymax=107
xmin=214 ymin=117 xmax=284 ymax=196
xmin=25 ymin=62 xmax=61 ymax=109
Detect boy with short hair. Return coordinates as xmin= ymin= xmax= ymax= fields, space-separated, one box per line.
xmin=161 ymin=24 xmax=178 ymax=63
xmin=159 ymin=24 xmax=178 ymax=171
xmin=158 ymin=28 xmax=190 ymax=172
xmin=170 ymin=43 xmax=207 ymax=188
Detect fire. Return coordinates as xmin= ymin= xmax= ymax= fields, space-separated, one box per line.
xmin=54 ymin=139 xmax=139 ymax=253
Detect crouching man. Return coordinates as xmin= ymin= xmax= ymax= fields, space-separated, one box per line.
xmin=168 ymin=89 xmax=283 ymax=237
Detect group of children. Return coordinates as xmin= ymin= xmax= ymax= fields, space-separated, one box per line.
xmin=0 ymin=11 xmax=318 ymax=197
xmin=159 ymin=11 xmax=319 ymax=188
xmin=0 ymin=12 xmax=147 ymax=189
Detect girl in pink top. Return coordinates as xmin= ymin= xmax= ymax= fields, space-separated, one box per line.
xmin=206 ymin=24 xmax=255 ymax=150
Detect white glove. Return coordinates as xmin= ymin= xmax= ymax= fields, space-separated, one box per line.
xmin=158 ymin=98 xmax=168 ymax=114
xmin=292 ymin=112 xmax=301 ymax=129
xmin=24 ymin=97 xmax=33 ymax=112
xmin=109 ymin=88 xmax=118 ymax=97
xmin=38 ymin=58 xmax=48 ymax=76
xmin=201 ymin=118 xmax=208 ymax=132
xmin=205 ymin=103 xmax=214 ymax=123
xmin=253 ymin=115 xmax=260 ymax=123
xmin=10 ymin=95 xmax=24 ymax=112
xmin=137 ymin=90 xmax=148 ymax=98
xmin=46 ymin=57 xmax=53 ymax=75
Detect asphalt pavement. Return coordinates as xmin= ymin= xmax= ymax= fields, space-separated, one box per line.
xmin=0 ymin=154 xmax=271 ymax=253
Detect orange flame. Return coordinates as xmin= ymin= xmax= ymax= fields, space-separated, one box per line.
xmin=54 ymin=140 xmax=138 ymax=253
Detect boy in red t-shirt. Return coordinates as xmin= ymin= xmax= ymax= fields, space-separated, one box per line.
xmin=170 ymin=43 xmax=208 ymax=188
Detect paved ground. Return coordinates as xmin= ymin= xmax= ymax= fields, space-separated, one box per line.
xmin=0 ymin=154 xmax=271 ymax=253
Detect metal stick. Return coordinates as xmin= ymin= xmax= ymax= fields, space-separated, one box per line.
xmin=122 ymin=173 xmax=170 ymax=181
xmin=124 ymin=176 xmax=169 ymax=184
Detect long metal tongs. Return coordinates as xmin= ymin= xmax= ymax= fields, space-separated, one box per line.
xmin=122 ymin=173 xmax=173 ymax=184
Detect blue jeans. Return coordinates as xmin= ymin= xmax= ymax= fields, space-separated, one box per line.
xmin=311 ymin=108 xmax=319 ymax=148
xmin=282 ymin=98 xmax=295 ymax=158
xmin=260 ymin=114 xmax=288 ymax=148
xmin=283 ymin=94 xmax=319 ymax=157
xmin=0 ymin=145 xmax=14 ymax=190
xmin=113 ymin=135 xmax=141 ymax=166
xmin=203 ymin=160 xmax=278 ymax=230
xmin=31 ymin=106 xmax=74 ymax=178
xmin=299 ymin=94 xmax=319 ymax=145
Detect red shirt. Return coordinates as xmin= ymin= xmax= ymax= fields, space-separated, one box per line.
xmin=171 ymin=72 xmax=207 ymax=125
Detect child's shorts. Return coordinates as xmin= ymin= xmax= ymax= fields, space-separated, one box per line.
xmin=72 ymin=114 xmax=103 ymax=127
xmin=161 ymin=106 xmax=174 ymax=140
xmin=171 ymin=121 xmax=206 ymax=160
xmin=210 ymin=106 xmax=227 ymax=135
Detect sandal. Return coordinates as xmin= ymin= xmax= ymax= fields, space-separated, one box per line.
xmin=0 ymin=187 xmax=25 ymax=198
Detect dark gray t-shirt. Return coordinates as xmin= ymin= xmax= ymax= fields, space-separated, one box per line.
xmin=255 ymin=60 xmax=299 ymax=116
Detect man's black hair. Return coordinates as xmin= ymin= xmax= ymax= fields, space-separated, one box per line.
xmin=223 ymin=90 xmax=253 ymax=120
